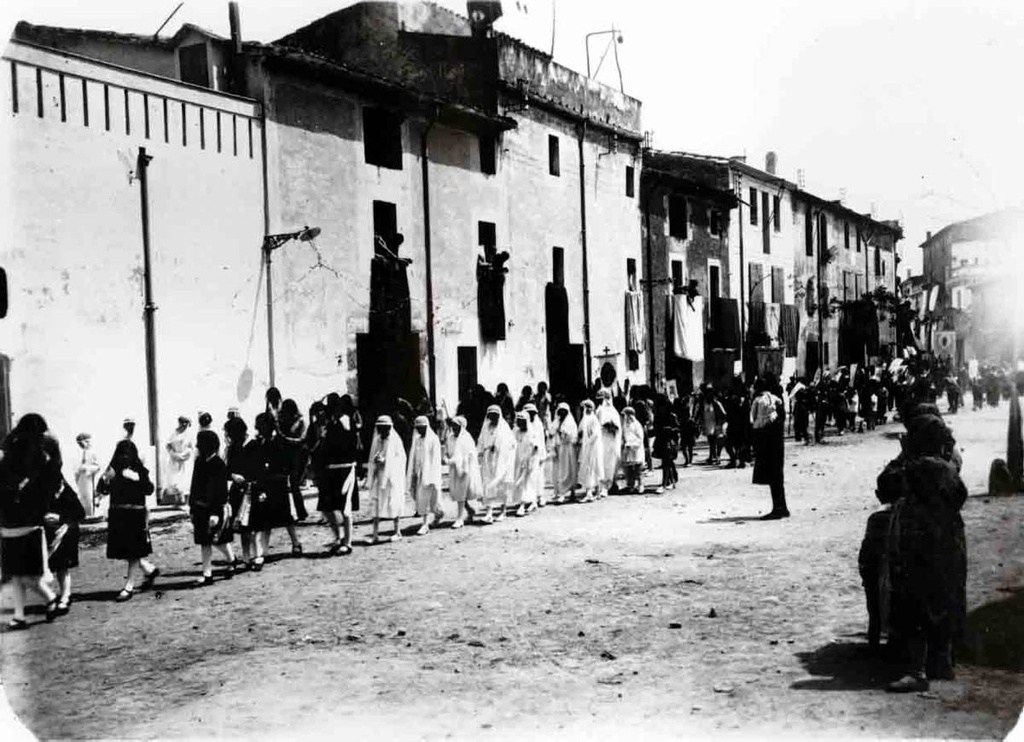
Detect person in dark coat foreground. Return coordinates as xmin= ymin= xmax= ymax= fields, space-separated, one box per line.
xmin=45 ymin=475 xmax=86 ymax=615
xmin=876 ymin=412 xmax=967 ymax=693
xmin=104 ymin=440 xmax=160 ymax=602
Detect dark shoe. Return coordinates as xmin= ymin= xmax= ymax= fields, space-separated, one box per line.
xmin=139 ymin=568 xmax=160 ymax=591
xmin=291 ymin=544 xmax=303 ymax=556
xmin=759 ymin=511 xmax=787 ymax=521
xmin=6 ymin=618 xmax=28 ymax=631
xmin=115 ymin=587 xmax=134 ymax=603
xmin=232 ymin=559 xmax=247 ymax=573
xmin=887 ymin=675 xmax=929 ymax=693
xmin=56 ymin=600 xmax=71 ymax=616
xmin=194 ymin=575 xmax=214 ymax=587
xmin=45 ymin=599 xmax=59 ymax=623
xmin=252 ymin=559 xmax=264 ymax=572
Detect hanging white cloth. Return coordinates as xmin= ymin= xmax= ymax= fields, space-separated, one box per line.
xmin=625 ymin=291 xmax=646 ymax=353
xmin=766 ymin=303 xmax=781 ymax=347
xmin=672 ymin=294 xmax=705 ymax=362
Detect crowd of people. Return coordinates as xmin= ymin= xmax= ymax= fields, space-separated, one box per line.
xmin=0 ymin=356 xmax=1016 ymax=647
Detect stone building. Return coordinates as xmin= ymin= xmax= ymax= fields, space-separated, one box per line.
xmin=919 ymin=208 xmax=1024 ymax=363
xmin=640 ymin=150 xmax=738 ymax=393
xmin=3 ymin=1 xmax=646 ymax=475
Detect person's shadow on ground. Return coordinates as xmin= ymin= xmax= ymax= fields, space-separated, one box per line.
xmin=698 ymin=515 xmax=766 ymax=524
xmin=790 ymin=637 xmax=898 ymax=691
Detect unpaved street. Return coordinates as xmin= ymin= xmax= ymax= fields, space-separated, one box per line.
xmin=3 ymin=405 xmax=1023 ymax=740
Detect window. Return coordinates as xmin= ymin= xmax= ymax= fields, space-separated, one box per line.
xmin=625 ymin=166 xmax=635 ymax=197
xmin=479 ymin=134 xmax=496 ymax=175
xmin=671 ymin=260 xmax=684 ymax=294
xmin=0 ymin=268 xmax=7 ymax=318
xmin=761 ymin=191 xmax=771 ymax=254
xmin=710 ymin=210 xmax=721 ymax=236
xmin=552 ymin=247 xmax=565 ymax=287
xmin=478 ymin=221 xmax=496 ymax=250
xmin=805 ymin=204 xmax=814 ymax=257
xmin=771 ymin=266 xmax=785 ymax=304
xmin=844 ymin=222 xmax=850 ymax=250
xmin=178 ymin=44 xmax=210 ymax=88
xmin=457 ymin=347 xmax=478 ymax=403
xmin=773 ymin=195 xmax=781 ymax=232
xmin=363 ymin=107 xmax=403 ymax=169
xmin=874 ymin=246 xmax=881 ymax=275
xmin=626 ymin=258 xmax=637 ymax=290
xmin=668 ymin=195 xmax=688 ymax=239
xmin=824 ymin=342 xmax=830 ymax=366
xmin=749 ymin=262 xmax=764 ymax=303
xmin=548 ymin=135 xmax=560 ymax=176
xmin=855 ymin=274 xmax=863 ymax=298
xmin=856 ymin=226 xmax=862 ymax=253
xmin=842 ymin=271 xmax=850 ymax=301
xmin=817 ymin=213 xmax=828 ymax=259
xmin=749 ymin=187 xmax=758 ymax=225
xmin=709 ymin=264 xmax=721 ymax=299
xmin=372 ymin=200 xmax=398 ymax=247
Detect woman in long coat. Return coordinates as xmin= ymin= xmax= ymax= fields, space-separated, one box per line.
xmin=877 ymin=413 xmax=967 ymax=692
xmin=477 ymin=405 xmax=516 ymax=522
xmin=224 ymin=416 xmax=257 ymax=567
xmin=751 ymin=375 xmax=789 ymax=519
xmin=189 ymin=430 xmax=239 ymax=585
xmin=576 ymin=400 xmax=604 ymax=502
xmin=45 ymin=475 xmax=86 ymax=615
xmin=105 ymin=440 xmax=160 ymax=601
xmin=549 ymin=403 xmax=578 ymax=504
xmin=0 ymin=414 xmax=62 ymax=627
xmin=366 ymin=416 xmax=407 ymax=543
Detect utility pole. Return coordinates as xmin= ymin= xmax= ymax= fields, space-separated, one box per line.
xmin=735 ymin=173 xmax=746 ymax=376
xmin=137 ymin=147 xmax=162 ymax=494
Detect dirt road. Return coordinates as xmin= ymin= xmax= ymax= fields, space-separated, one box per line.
xmin=3 ymin=405 xmax=1023 ymax=739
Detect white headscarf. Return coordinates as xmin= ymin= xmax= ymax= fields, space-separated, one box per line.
xmin=407 ymin=416 xmax=442 ymax=490
xmin=366 ymin=416 xmax=407 ymax=495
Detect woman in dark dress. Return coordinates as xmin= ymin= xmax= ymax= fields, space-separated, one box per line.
xmin=104 ymin=440 xmax=159 ymax=602
xmin=0 ymin=414 xmax=61 ymax=628
xmin=751 ymin=374 xmax=789 ymax=519
xmin=277 ymin=398 xmax=309 ymax=529
xmin=224 ymin=416 xmax=257 ymax=568
xmin=314 ymin=395 xmax=360 ymax=556
xmin=45 ymin=476 xmax=86 ymax=615
xmin=190 ymin=431 xmax=240 ymax=586
xmin=245 ymin=413 xmax=298 ymax=570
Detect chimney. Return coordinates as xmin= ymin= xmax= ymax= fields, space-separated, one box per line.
xmin=838 ymin=187 xmax=846 ymax=205
xmin=228 ymin=2 xmax=242 ymax=54
xmin=926 ymin=231 xmax=932 ymax=242
xmin=765 ymin=151 xmax=777 ymax=175
xmin=797 ymin=168 xmax=805 ymax=189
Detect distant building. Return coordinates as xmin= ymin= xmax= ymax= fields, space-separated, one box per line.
xmin=919 ymin=207 xmax=1024 ymax=363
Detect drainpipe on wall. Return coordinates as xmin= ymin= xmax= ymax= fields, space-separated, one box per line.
xmin=137 ymin=147 xmax=162 ymax=494
xmin=578 ymin=121 xmax=593 ymax=386
xmin=421 ymin=114 xmax=438 ymax=407
xmin=736 ymin=174 xmax=746 ymax=375
xmin=258 ymin=74 xmax=275 ymax=387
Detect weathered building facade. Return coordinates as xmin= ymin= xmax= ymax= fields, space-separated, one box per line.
xmin=4 ymin=1 xmax=646 ymax=476
xmin=640 ymin=150 xmax=738 ymax=392
xmin=1 ymin=36 xmax=266 ymax=480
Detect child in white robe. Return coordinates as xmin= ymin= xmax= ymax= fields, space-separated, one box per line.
xmin=549 ymin=403 xmax=578 ymax=504
xmin=512 ymin=413 xmax=539 ymax=516
xmin=621 ymin=406 xmax=645 ymax=494
xmin=477 ymin=405 xmax=516 ymax=523
xmin=366 ymin=416 xmax=407 ymax=544
xmin=522 ymin=403 xmax=547 ymax=509
xmin=446 ymin=416 xmax=481 ymax=528
xmin=597 ymin=391 xmax=622 ymax=497
xmin=407 ymin=416 xmax=444 ymax=535
xmin=576 ymin=400 xmax=604 ymax=502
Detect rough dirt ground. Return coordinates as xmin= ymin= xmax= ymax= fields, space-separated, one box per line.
xmin=2 ymin=404 xmax=1023 ymax=740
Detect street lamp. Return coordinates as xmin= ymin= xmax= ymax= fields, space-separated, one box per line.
xmin=262 ymin=225 xmax=321 ymax=387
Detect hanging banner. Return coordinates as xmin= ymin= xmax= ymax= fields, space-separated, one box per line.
xmin=935 ymin=331 xmax=956 ymax=358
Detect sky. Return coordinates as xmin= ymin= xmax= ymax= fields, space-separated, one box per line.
xmin=5 ymin=0 xmax=1023 ymax=277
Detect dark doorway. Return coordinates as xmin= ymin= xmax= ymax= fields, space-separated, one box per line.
xmin=457 ymin=346 xmax=478 ymax=403
xmin=0 ymin=354 xmax=9 ymax=439
xmin=178 ymin=44 xmax=210 ymax=88
xmin=805 ymin=340 xmax=820 ymax=379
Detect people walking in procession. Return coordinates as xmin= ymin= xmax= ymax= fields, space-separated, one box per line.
xmin=408 ymin=415 xmax=444 ymax=534
xmin=477 ymin=405 xmax=516 ymax=522
xmin=0 ymin=415 xmax=63 ymax=627
xmin=620 ymin=406 xmax=645 ymax=494
xmin=245 ymin=413 xmax=300 ymax=569
xmin=313 ymin=394 xmax=359 ymax=555
xmin=366 ymin=416 xmax=407 ymax=543
xmin=189 ymin=430 xmax=239 ymax=585
xmin=223 ymin=416 xmax=257 ymax=567
xmin=511 ymin=412 xmax=540 ymax=516
xmin=549 ymin=403 xmax=578 ymax=504
xmin=45 ymin=472 xmax=86 ymax=616
xmin=445 ymin=416 xmax=480 ymax=528
xmin=164 ymin=416 xmax=194 ymax=506
xmin=104 ymin=439 xmax=160 ymax=602
xmin=576 ymin=399 xmax=604 ymax=502
xmin=597 ymin=390 xmax=622 ymax=497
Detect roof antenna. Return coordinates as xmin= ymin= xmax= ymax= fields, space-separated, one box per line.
xmin=154 ymin=1 xmax=185 ymax=39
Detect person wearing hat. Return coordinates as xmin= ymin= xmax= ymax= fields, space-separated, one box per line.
xmin=597 ymin=390 xmax=622 ymax=497
xmin=122 ymin=417 xmax=136 ymax=441
xmin=576 ymin=399 xmax=603 ymax=502
xmin=366 ymin=416 xmax=407 ymax=544
xmin=446 ymin=416 xmax=481 ymax=528
xmin=511 ymin=412 xmax=540 ymax=516
xmin=408 ymin=416 xmax=444 ymax=535
xmin=476 ymin=404 xmax=516 ymax=522
xmin=164 ymin=416 xmax=194 ymax=508
xmin=620 ymin=406 xmax=645 ymax=494
xmin=549 ymin=403 xmax=578 ymax=504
